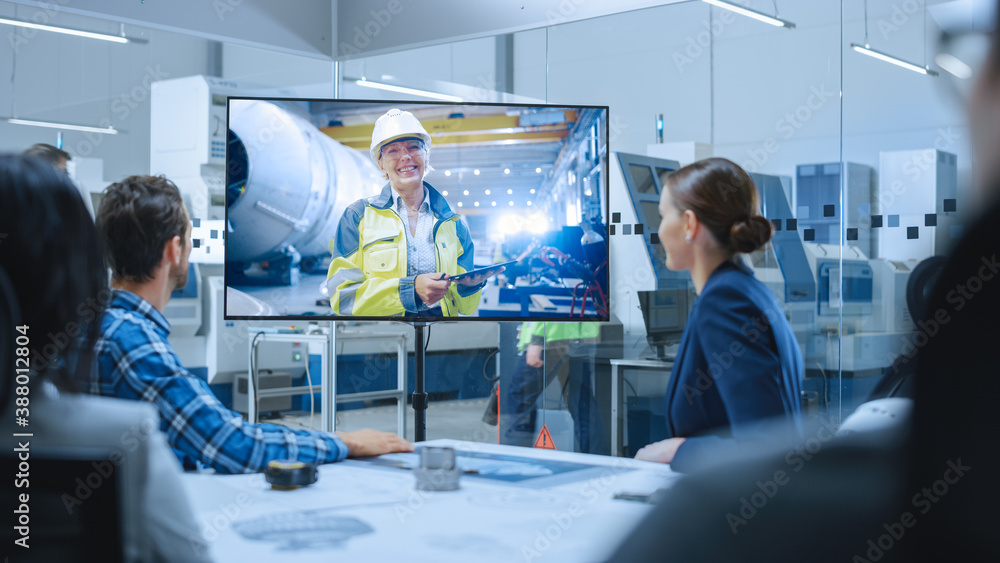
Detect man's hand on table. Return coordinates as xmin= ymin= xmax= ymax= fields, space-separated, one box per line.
xmin=336 ymin=429 xmax=414 ymax=457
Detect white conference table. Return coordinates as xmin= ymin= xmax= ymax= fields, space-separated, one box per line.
xmin=181 ymin=439 xmax=680 ymax=562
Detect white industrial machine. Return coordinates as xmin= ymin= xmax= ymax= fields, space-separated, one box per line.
xmin=226 ymin=98 xmax=381 ymax=283
xmin=608 ymin=151 xmax=687 ymax=357
xmin=876 ymin=149 xmax=959 ymax=261
xmin=150 ymin=76 xmax=249 ymax=221
xmin=150 ymin=76 xmax=341 ymax=384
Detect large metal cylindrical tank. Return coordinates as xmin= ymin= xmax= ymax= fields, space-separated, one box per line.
xmin=226 ymin=99 xmax=383 ymax=263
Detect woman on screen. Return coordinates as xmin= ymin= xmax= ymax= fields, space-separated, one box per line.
xmin=325 ymin=108 xmax=499 ymax=317
xmin=634 ymin=157 xmax=803 ymax=471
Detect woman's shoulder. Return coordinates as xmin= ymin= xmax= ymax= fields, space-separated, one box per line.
xmin=702 ymin=262 xmax=758 ymax=296
xmin=701 ymin=264 xmax=776 ymax=312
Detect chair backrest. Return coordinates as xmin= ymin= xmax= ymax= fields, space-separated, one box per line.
xmin=837 ymin=397 xmax=914 ymax=437
xmin=867 ymin=256 xmax=947 ymax=402
xmin=1 ymin=448 xmax=124 ymax=562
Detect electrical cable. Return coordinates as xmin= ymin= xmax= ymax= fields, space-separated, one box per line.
xmin=581 ymin=285 xmax=593 ymax=317
xmin=303 ymin=349 xmax=315 ymax=429
xmin=482 ymin=348 xmax=499 ymax=382
xmin=863 ymin=0 xmax=869 ymax=46
xmin=624 ymin=378 xmax=639 ymax=403
xmin=571 ymin=281 xmax=585 ymax=316
xmin=250 ymin=332 xmax=264 ymax=423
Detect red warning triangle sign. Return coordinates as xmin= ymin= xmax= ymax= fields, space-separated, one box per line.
xmin=533 ymin=425 xmax=556 ymax=450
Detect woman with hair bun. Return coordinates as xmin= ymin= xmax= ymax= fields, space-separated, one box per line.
xmin=634 ymin=158 xmax=803 ymax=470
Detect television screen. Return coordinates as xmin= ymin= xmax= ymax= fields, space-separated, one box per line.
xmin=224 ymin=97 xmax=609 ymax=322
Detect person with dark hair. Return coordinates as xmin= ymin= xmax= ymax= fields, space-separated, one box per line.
xmin=0 ymin=155 xmax=210 ymax=561
xmin=91 ymin=175 xmax=412 ymax=474
xmin=633 ymin=157 xmax=803 ymax=470
xmin=22 ymin=143 xmax=71 ymax=172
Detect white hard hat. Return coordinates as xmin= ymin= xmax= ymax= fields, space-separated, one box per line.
xmin=369 ymin=109 xmax=432 ymax=167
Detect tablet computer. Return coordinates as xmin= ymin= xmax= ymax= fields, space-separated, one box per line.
xmin=442 ymin=260 xmax=517 ymax=282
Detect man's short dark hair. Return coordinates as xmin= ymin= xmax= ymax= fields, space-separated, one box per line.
xmin=23 ymin=143 xmax=70 ymax=167
xmin=96 ymin=175 xmax=189 ymax=283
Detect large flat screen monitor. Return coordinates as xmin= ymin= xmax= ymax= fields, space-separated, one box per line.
xmin=224 ymin=98 xmax=609 ymax=322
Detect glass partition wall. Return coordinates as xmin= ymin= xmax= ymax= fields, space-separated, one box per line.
xmin=335 ymin=0 xmax=964 ymax=454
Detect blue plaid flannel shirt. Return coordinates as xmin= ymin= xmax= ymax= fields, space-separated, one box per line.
xmin=90 ymin=289 xmax=347 ymax=473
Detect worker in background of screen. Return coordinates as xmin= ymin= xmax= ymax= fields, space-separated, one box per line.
xmin=325 ymin=108 xmax=501 ymax=317
xmin=502 ymin=321 xmax=607 ymax=454
xmin=634 ymin=157 xmax=803 ymax=471
xmin=90 ymin=174 xmax=412 ymax=474
xmin=23 ymin=142 xmax=70 ymax=173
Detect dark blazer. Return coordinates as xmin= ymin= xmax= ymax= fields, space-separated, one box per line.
xmin=665 ymin=260 xmax=804 ymax=471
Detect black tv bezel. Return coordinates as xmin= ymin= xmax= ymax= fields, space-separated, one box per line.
xmin=223 ymin=96 xmax=610 ymax=323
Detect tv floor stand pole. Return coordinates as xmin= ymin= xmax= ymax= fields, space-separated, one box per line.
xmin=410 ymin=321 xmax=431 ymax=442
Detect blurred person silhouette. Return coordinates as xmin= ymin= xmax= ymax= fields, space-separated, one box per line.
xmin=909 ymin=1 xmax=1000 ymax=557
xmin=0 ymin=154 xmax=210 ymax=561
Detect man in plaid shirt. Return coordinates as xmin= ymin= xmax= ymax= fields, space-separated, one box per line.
xmin=91 ymin=175 xmax=411 ymax=473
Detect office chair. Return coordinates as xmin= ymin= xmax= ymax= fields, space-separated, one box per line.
xmin=867 ymin=256 xmax=947 ymax=401
xmin=0 ymin=265 xmax=126 ymax=561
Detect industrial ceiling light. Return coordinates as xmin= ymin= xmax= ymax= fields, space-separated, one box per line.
xmin=4 ymin=117 xmax=118 ymax=134
xmin=850 ymin=44 xmax=939 ymax=75
xmin=935 ymin=53 xmax=973 ymax=80
xmin=353 ymin=77 xmax=463 ymax=102
xmin=0 ymin=16 xmax=143 ymax=43
xmin=852 ymin=0 xmax=937 ymax=76
xmin=702 ymin=0 xmax=795 ymax=29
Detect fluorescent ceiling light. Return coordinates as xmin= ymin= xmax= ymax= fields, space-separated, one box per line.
xmin=851 ymin=44 xmax=939 ymax=76
xmin=702 ymin=0 xmax=796 ymax=28
xmin=935 ymin=53 xmax=974 ymax=79
xmin=5 ymin=117 xmax=118 ymax=134
xmin=0 ymin=16 xmax=141 ymax=43
xmin=353 ymin=78 xmax=463 ymax=102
